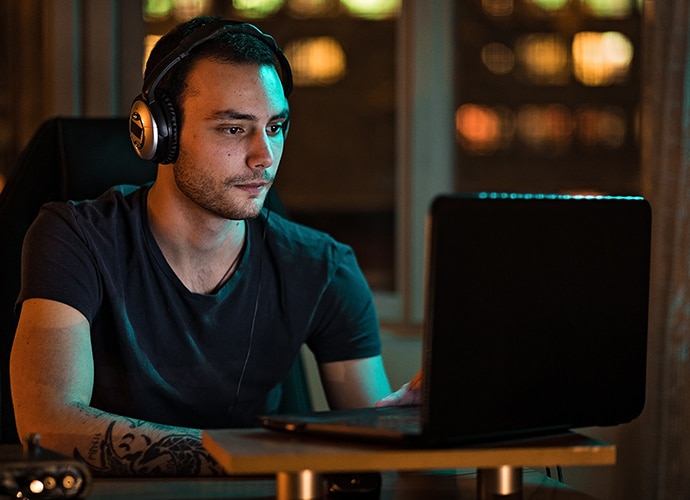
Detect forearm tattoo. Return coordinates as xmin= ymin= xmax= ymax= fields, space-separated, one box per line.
xmin=74 ymin=419 xmax=224 ymax=476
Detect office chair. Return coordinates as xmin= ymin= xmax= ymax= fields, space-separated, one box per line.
xmin=0 ymin=116 xmax=311 ymax=444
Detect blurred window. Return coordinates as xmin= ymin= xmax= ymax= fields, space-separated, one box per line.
xmin=455 ymin=0 xmax=641 ymax=195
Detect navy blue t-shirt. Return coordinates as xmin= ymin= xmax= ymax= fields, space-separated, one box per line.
xmin=17 ymin=185 xmax=381 ymax=428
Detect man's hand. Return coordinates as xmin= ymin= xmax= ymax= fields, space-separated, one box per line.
xmin=375 ymin=370 xmax=422 ymax=407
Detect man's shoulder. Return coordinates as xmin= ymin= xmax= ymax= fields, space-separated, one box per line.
xmin=257 ymin=210 xmax=359 ymax=278
xmin=41 ymin=183 xmax=147 ymax=218
xmin=263 ymin=210 xmax=349 ymax=255
xmin=71 ymin=183 xmax=147 ymax=210
xmin=36 ymin=184 xmax=148 ymax=237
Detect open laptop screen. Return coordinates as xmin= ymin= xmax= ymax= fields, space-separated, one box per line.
xmin=423 ymin=193 xmax=652 ymax=439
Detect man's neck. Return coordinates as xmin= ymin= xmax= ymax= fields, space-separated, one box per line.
xmin=146 ymin=181 xmax=248 ymax=294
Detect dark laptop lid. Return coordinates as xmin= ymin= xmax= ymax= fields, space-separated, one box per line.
xmin=422 ymin=193 xmax=651 ymax=441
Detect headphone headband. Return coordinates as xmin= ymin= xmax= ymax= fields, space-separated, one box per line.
xmin=129 ymin=19 xmax=293 ymax=163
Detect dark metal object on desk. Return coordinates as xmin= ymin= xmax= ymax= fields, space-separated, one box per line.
xmin=0 ymin=434 xmax=91 ymax=499
xmin=327 ymin=472 xmax=381 ymax=498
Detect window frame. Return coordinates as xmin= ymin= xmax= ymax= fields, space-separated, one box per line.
xmin=376 ymin=0 xmax=456 ymax=335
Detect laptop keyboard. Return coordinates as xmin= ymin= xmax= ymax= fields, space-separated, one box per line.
xmin=329 ymin=406 xmax=422 ymax=434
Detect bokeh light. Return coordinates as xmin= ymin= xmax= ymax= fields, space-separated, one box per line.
xmin=515 ymin=33 xmax=569 ymax=84
xmin=340 ymin=0 xmax=400 ymax=20
xmin=284 ymin=37 xmax=347 ymax=86
xmin=572 ymin=31 xmax=633 ymax=86
xmin=233 ymin=0 xmax=285 ymax=18
xmin=481 ymin=43 xmax=516 ymax=75
xmin=517 ymin=104 xmax=574 ymax=155
xmin=456 ymin=104 xmax=516 ymax=155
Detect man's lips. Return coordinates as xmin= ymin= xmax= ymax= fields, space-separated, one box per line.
xmin=234 ymin=181 xmax=271 ymax=193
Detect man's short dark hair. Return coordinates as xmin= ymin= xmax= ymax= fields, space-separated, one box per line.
xmin=145 ymin=16 xmax=283 ymax=125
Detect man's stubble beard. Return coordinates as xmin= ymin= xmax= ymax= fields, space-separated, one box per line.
xmin=172 ymin=153 xmax=271 ymax=221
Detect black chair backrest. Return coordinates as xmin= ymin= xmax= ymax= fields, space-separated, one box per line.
xmin=0 ymin=116 xmax=306 ymax=444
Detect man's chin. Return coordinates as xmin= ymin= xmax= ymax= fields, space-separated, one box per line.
xmin=236 ymin=197 xmax=266 ymax=220
xmin=252 ymin=195 xmax=269 ymax=215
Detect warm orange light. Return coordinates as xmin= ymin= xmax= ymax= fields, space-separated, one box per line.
xmin=517 ymin=104 xmax=574 ymax=154
xmin=515 ymin=33 xmax=569 ymax=85
xmin=456 ymin=104 xmax=514 ymax=155
xmin=284 ymin=37 xmax=347 ymax=86
xmin=572 ymin=31 xmax=633 ymax=86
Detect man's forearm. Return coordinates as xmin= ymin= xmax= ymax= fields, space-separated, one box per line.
xmin=30 ymin=405 xmax=224 ymax=477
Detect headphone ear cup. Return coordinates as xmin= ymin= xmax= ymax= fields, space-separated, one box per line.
xmin=155 ymin=92 xmax=179 ymax=164
xmin=129 ymin=97 xmax=158 ymax=161
xmin=129 ymin=92 xmax=178 ymax=163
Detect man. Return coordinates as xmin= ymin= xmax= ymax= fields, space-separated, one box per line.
xmin=10 ymin=17 xmax=405 ymax=476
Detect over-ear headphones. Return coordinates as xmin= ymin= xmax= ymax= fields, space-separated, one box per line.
xmin=129 ymin=19 xmax=293 ymax=164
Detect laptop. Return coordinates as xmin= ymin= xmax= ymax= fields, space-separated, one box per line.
xmin=259 ymin=192 xmax=652 ymax=446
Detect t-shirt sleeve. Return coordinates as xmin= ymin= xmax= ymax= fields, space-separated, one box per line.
xmin=305 ymin=243 xmax=382 ymax=363
xmin=16 ymin=203 xmax=102 ymax=322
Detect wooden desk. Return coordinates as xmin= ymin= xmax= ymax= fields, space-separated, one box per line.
xmin=202 ymin=429 xmax=614 ymax=499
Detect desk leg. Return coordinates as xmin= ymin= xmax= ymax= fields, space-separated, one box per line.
xmin=476 ymin=466 xmax=523 ymax=499
xmin=276 ymin=470 xmax=324 ymax=500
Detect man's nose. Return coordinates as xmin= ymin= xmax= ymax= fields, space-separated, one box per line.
xmin=247 ymin=130 xmax=274 ymax=169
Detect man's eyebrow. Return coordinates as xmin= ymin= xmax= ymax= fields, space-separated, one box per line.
xmin=210 ymin=109 xmax=290 ymax=122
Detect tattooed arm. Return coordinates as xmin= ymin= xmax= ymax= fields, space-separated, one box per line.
xmin=68 ymin=411 xmax=222 ymax=476
xmin=10 ymin=298 xmax=224 ymax=477
xmin=42 ymin=409 xmax=224 ymax=476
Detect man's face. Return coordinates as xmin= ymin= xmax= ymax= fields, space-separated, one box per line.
xmin=172 ymin=58 xmax=289 ymax=220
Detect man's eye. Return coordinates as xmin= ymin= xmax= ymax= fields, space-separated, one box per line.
xmin=221 ymin=126 xmax=242 ymax=135
xmin=268 ymin=123 xmax=286 ymax=135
